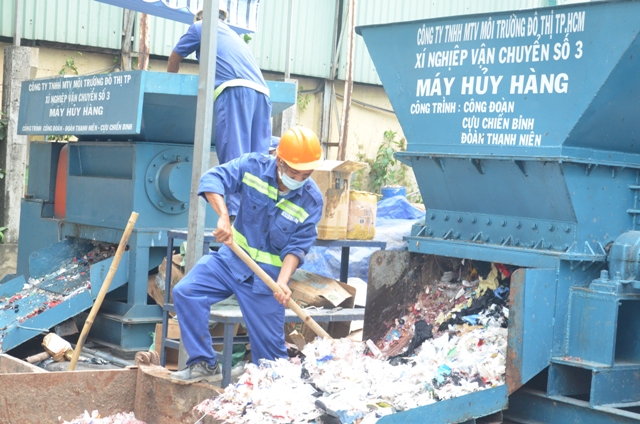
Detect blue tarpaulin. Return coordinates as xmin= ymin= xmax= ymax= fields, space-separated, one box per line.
xmin=376 ymin=195 xmax=426 ymax=220
xmin=301 ymin=217 xmax=421 ymax=282
xmin=302 ymin=197 xmax=425 ymax=282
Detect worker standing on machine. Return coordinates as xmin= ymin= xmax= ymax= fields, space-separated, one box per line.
xmin=167 ymin=0 xmax=272 ymax=219
xmin=170 ymin=127 xmax=324 ymax=384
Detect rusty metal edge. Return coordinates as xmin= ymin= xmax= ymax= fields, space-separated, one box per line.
xmin=0 ymin=356 xmax=222 ymax=424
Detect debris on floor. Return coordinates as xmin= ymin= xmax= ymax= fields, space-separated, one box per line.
xmin=59 ymin=410 xmax=145 ymax=424
xmin=377 ymin=262 xmax=510 ymax=359
xmin=195 ymin=261 xmax=510 ymax=423
xmin=0 ymin=241 xmax=116 ymax=352
xmin=197 ymin=328 xmax=506 ymax=423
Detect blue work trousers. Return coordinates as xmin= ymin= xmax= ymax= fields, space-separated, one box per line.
xmin=172 ymin=252 xmax=287 ymax=368
xmin=215 ymin=86 xmax=272 ymax=216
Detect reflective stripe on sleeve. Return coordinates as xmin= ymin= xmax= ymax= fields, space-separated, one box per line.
xmin=233 ymin=227 xmax=283 ymax=267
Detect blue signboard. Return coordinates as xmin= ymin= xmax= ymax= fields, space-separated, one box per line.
xmin=357 ymin=1 xmax=640 ymax=160
xmin=18 ymin=71 xmax=142 ymax=137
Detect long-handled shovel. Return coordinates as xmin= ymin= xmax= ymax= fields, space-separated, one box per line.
xmin=228 ymin=240 xmax=332 ymax=339
xmin=68 ymin=211 xmax=139 ymax=370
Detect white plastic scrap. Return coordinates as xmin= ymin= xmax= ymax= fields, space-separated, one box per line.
xmin=59 ymin=410 xmax=144 ymax=424
xmin=197 ymin=358 xmax=322 ymax=423
xmin=196 ymin=321 xmax=507 ymax=423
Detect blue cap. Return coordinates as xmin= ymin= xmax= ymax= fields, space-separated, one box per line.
xmin=269 ymin=136 xmax=280 ymax=152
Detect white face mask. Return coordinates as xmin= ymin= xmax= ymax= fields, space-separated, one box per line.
xmin=278 ymin=164 xmax=306 ymax=191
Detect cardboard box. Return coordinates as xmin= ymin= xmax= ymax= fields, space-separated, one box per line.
xmin=154 ymin=323 xmax=179 ymax=370
xmin=210 ymin=322 xmax=240 ymax=352
xmin=312 ymin=160 xmax=367 ymax=240
xmin=154 ymin=321 xmax=239 ymax=370
xmin=148 ymin=254 xmax=185 ymax=311
xmin=163 ymin=319 xmax=181 ymax=339
xmin=286 ymin=269 xmax=356 ymax=344
xmin=347 ymin=190 xmax=377 ymax=240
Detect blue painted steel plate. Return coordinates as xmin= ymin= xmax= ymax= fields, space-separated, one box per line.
xmin=29 ymin=238 xmax=97 ymax=280
xmin=357 ymin=1 xmax=640 ymax=161
xmin=0 ymin=291 xmax=51 ymax=331
xmin=0 ymin=239 xmax=121 ymax=353
xmin=17 ymin=71 xmax=295 ymax=144
xmin=36 ymin=267 xmax=91 ymax=296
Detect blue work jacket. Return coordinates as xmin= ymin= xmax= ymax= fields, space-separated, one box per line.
xmin=173 ymin=20 xmax=267 ymax=89
xmin=198 ymin=153 xmax=323 ymax=294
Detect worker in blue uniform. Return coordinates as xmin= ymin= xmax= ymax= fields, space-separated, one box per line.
xmin=269 ymin=135 xmax=280 ymax=155
xmin=167 ymin=1 xmax=272 ymax=217
xmin=170 ymin=126 xmax=324 ymax=384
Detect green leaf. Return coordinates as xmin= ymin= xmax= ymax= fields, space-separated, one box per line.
xmin=349 ymin=129 xmax=418 ymax=198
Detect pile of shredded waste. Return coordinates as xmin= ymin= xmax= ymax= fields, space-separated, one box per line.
xmin=377 ymin=261 xmax=511 ymax=358
xmin=196 ymin=261 xmax=511 ymax=423
xmin=197 ymin=328 xmax=506 ymax=423
xmin=59 ymin=410 xmax=144 ymax=424
xmin=0 ymin=241 xmax=116 ymax=352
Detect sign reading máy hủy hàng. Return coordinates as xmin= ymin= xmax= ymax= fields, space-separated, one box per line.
xmin=18 ymin=71 xmax=142 ymax=136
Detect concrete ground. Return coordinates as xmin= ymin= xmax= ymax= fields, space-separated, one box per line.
xmin=0 ymin=243 xmax=17 ymax=281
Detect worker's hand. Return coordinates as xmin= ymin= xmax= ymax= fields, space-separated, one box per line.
xmin=213 ymin=215 xmax=233 ymax=245
xmin=274 ymin=280 xmax=292 ymax=306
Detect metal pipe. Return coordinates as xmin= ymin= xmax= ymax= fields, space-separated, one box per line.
xmin=320 ymin=81 xmax=332 ymax=154
xmin=121 ymin=9 xmax=136 ymax=71
xmin=299 ymin=81 xmax=324 ymax=94
xmin=320 ymin=0 xmax=343 ymax=151
xmin=330 ymin=0 xmax=346 ymax=80
xmin=337 ymin=0 xmax=357 ymax=161
xmin=138 ymin=13 xmax=150 ymax=70
xmin=335 ymin=92 xmax=394 ymax=114
xmin=186 ymin=0 xmax=217 ymax=272
xmin=331 ymin=85 xmax=342 ymax=139
xmin=13 ymin=0 xmax=23 ymax=46
xmin=284 ymin=0 xmax=294 ymax=79
xmin=79 ymin=346 xmax=135 ymax=368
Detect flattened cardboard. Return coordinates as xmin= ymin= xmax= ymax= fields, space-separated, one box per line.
xmin=285 ymin=269 xmax=356 ymax=343
xmin=148 ymin=254 xmax=185 ymax=310
xmin=289 ymin=269 xmax=353 ymax=308
xmin=154 ymin=323 xmax=178 ymax=370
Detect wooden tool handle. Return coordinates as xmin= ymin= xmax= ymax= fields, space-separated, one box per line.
xmin=68 ymin=212 xmax=139 ymax=370
xmin=228 ymin=240 xmax=332 ymax=340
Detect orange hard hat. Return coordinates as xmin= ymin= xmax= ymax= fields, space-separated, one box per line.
xmin=276 ymin=126 xmax=323 ymax=171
